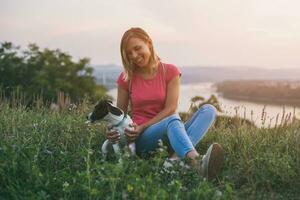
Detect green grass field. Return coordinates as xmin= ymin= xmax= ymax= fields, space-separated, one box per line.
xmin=0 ymin=104 xmax=299 ymax=199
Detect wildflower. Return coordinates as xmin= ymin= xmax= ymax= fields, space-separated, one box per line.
xmin=122 ymin=191 xmax=128 ymax=199
xmin=33 ymin=123 xmax=38 ymax=129
xmin=127 ymin=184 xmax=134 ymax=193
xmin=63 ymin=181 xmax=69 ymax=188
xmin=62 ymin=181 xmax=70 ymax=192
xmin=214 ymin=190 xmax=222 ymax=197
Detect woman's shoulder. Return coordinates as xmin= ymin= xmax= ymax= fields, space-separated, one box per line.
xmin=117 ymin=71 xmax=127 ymax=82
xmin=118 ymin=71 xmax=126 ymax=78
xmin=161 ymin=62 xmax=181 ymax=82
xmin=161 ymin=62 xmax=179 ymax=70
xmin=117 ymin=71 xmax=129 ymax=91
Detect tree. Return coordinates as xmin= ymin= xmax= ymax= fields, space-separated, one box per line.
xmin=0 ymin=42 xmax=107 ymax=105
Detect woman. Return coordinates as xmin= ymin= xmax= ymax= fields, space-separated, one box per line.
xmin=106 ymin=27 xmax=225 ymax=179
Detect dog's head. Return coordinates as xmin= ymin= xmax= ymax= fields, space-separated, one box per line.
xmin=86 ymin=100 xmax=123 ymax=123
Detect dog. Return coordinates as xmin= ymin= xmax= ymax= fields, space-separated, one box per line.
xmin=86 ymin=100 xmax=136 ymax=159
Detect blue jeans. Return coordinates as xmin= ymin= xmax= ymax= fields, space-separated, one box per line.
xmin=135 ymin=104 xmax=217 ymax=159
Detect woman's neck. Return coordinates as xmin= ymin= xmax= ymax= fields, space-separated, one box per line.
xmin=136 ymin=62 xmax=158 ymax=75
xmin=135 ymin=62 xmax=159 ymax=79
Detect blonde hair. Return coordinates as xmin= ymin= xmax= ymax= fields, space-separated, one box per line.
xmin=120 ymin=27 xmax=160 ymax=81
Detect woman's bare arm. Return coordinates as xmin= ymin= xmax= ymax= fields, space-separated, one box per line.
xmin=140 ymin=75 xmax=180 ymax=130
xmin=116 ymin=86 xmax=129 ymax=113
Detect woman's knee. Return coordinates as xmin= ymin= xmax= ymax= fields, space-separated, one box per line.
xmin=166 ymin=116 xmax=184 ymax=130
xmin=164 ymin=113 xmax=181 ymax=123
xmin=199 ymin=104 xmax=217 ymax=120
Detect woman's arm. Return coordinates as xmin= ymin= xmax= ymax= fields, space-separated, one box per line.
xmin=116 ymin=86 xmax=129 ymax=113
xmin=141 ymin=75 xmax=180 ymax=129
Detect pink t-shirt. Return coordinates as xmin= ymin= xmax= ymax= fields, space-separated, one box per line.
xmin=117 ymin=62 xmax=181 ymax=125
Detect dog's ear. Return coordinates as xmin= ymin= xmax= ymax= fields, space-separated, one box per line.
xmin=106 ymin=102 xmax=123 ymax=116
xmin=89 ymin=100 xmax=109 ymax=121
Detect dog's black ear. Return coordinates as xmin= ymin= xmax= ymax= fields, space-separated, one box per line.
xmin=106 ymin=102 xmax=123 ymax=116
xmin=89 ymin=100 xmax=109 ymax=121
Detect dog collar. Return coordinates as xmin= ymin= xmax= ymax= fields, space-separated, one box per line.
xmin=103 ymin=111 xmax=122 ymax=122
xmin=111 ymin=115 xmax=128 ymax=128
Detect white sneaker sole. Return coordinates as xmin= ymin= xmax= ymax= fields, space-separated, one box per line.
xmin=203 ymin=143 xmax=225 ymax=179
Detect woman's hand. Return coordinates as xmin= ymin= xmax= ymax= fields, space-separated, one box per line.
xmin=105 ymin=128 xmax=120 ymax=144
xmin=125 ymin=123 xmax=145 ymax=143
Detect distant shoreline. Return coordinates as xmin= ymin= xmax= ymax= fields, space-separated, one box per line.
xmin=216 ymin=80 xmax=300 ymax=107
xmin=220 ymin=94 xmax=300 ymax=107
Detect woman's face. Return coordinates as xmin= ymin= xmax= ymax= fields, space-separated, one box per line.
xmin=126 ymin=37 xmax=152 ymax=68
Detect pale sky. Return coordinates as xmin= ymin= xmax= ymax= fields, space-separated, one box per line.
xmin=1 ymin=0 xmax=300 ymax=68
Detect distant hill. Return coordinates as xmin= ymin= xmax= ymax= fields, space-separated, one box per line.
xmin=179 ymin=66 xmax=300 ymax=84
xmin=92 ymin=64 xmax=300 ymax=89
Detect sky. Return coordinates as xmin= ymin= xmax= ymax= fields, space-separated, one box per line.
xmin=1 ymin=0 xmax=300 ymax=69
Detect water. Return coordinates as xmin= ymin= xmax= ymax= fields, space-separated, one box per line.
xmin=108 ymin=82 xmax=300 ymax=127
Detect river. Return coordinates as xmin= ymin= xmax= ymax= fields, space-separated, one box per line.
xmin=108 ymin=82 xmax=300 ymax=127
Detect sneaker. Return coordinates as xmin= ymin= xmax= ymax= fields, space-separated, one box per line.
xmin=200 ymin=143 xmax=225 ymax=179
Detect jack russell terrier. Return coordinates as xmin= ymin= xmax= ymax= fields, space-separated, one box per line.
xmin=86 ymin=100 xmax=136 ymax=159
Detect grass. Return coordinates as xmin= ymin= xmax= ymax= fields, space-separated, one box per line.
xmin=0 ymin=103 xmax=300 ymax=199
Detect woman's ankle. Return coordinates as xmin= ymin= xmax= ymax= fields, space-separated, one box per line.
xmin=169 ymin=153 xmax=180 ymax=160
xmin=186 ymin=150 xmax=199 ymax=159
xmin=186 ymin=150 xmax=199 ymax=167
